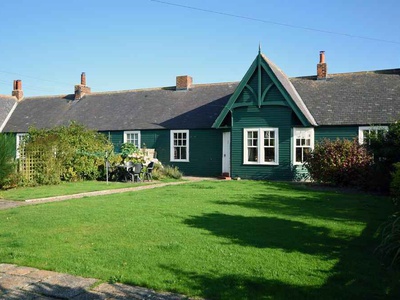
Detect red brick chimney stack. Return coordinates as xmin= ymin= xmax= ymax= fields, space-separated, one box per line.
xmin=317 ymin=51 xmax=327 ymax=80
xmin=12 ymin=79 xmax=24 ymax=101
xmin=176 ymin=75 xmax=193 ymax=90
xmin=74 ymin=72 xmax=91 ymax=100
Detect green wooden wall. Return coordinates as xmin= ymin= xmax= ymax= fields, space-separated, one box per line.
xmin=103 ymin=129 xmax=223 ymax=177
xmin=231 ymin=106 xmax=295 ymax=180
xmin=315 ymin=126 xmax=358 ymax=142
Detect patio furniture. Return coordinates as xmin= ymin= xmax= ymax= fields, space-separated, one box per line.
xmin=129 ymin=163 xmax=143 ymax=182
xmin=143 ymin=161 xmax=154 ymax=181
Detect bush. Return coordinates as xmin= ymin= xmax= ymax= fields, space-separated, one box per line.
xmin=304 ymin=138 xmax=373 ymax=187
xmin=163 ymin=166 xmax=183 ymax=179
xmin=367 ymin=121 xmax=400 ymax=192
xmin=21 ymin=123 xmax=114 ymax=184
xmin=0 ymin=134 xmax=17 ymax=189
xmin=391 ymin=163 xmax=400 ymax=206
xmin=376 ymin=212 xmax=400 ymax=266
xmin=151 ymin=163 xmax=183 ymax=180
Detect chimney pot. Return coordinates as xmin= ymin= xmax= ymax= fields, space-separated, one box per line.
xmin=81 ymin=72 xmax=86 ymax=86
xmin=12 ymin=79 xmax=24 ymax=101
xmin=176 ymin=75 xmax=193 ymax=90
xmin=317 ymin=51 xmax=327 ymax=80
xmin=319 ymin=51 xmax=325 ymax=64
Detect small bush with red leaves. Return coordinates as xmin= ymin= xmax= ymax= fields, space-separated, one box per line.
xmin=304 ymin=138 xmax=373 ymax=187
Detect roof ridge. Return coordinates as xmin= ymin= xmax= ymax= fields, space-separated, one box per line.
xmin=0 ymin=95 xmax=17 ymax=100
xmin=292 ymin=68 xmax=400 ymax=79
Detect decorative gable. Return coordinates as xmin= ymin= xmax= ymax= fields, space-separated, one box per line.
xmin=213 ymin=49 xmax=317 ymax=128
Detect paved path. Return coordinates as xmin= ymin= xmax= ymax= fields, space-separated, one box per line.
xmin=0 ymin=263 xmax=195 ymax=299
xmin=0 ymin=177 xmax=215 ymax=210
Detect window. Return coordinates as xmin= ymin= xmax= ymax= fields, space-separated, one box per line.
xmin=358 ymin=126 xmax=388 ymax=145
xmin=243 ymin=128 xmax=279 ymax=165
xmin=16 ymin=133 xmax=28 ymax=159
xmin=170 ymin=130 xmax=189 ymax=162
xmin=123 ymin=131 xmax=141 ymax=148
xmin=293 ymin=128 xmax=314 ymax=164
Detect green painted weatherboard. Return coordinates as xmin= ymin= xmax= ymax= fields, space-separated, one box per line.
xmin=231 ymin=106 xmax=294 ymax=180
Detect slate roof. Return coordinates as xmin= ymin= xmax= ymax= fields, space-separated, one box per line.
xmin=261 ymin=54 xmax=317 ymax=126
xmin=0 ymin=95 xmax=17 ymax=132
xmin=291 ymin=69 xmax=400 ymax=125
xmin=2 ymin=62 xmax=400 ymax=133
xmin=3 ymin=83 xmax=238 ymax=132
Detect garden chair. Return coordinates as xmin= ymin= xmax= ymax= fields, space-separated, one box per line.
xmin=143 ymin=161 xmax=154 ymax=181
xmin=129 ymin=163 xmax=143 ymax=182
xmin=123 ymin=161 xmax=134 ymax=182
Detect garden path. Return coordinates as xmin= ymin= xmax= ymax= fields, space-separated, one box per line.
xmin=0 ymin=177 xmax=216 ymax=210
xmin=0 ymin=263 xmax=198 ymax=299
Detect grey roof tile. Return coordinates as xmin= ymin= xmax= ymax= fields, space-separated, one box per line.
xmin=290 ymin=69 xmax=400 ymax=125
xmin=3 ymin=68 xmax=400 ymax=132
xmin=0 ymin=95 xmax=17 ymax=132
xmin=3 ymin=83 xmax=238 ymax=132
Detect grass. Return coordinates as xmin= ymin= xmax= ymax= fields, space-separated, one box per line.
xmin=0 ymin=180 xmax=170 ymax=201
xmin=0 ymin=180 xmax=399 ymax=299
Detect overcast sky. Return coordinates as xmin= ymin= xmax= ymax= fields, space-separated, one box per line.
xmin=1 ymin=0 xmax=399 ymax=97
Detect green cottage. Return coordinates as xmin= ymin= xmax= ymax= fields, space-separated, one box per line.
xmin=1 ymin=50 xmax=399 ymax=180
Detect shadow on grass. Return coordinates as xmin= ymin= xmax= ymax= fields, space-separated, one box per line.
xmin=181 ymin=184 xmax=400 ymax=299
xmin=160 ymin=265 xmax=311 ymax=300
xmin=184 ymin=213 xmax=343 ymax=256
xmin=215 ymin=184 xmax=388 ymax=224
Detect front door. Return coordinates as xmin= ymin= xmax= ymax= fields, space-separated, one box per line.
xmin=222 ymin=132 xmax=231 ymax=175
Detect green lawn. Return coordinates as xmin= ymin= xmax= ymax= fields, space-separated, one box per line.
xmin=0 ymin=180 xmax=168 ymax=201
xmin=0 ymin=180 xmax=399 ymax=299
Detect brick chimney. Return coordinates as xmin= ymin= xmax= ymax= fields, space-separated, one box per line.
xmin=317 ymin=51 xmax=327 ymax=80
xmin=176 ymin=75 xmax=192 ymax=90
xmin=12 ymin=80 xmax=24 ymax=101
xmin=74 ymin=72 xmax=91 ymax=100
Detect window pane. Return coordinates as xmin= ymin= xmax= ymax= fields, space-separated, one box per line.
xmin=296 ymin=148 xmax=303 ymax=163
xmin=269 ymin=131 xmax=275 ymax=139
xmin=248 ymin=148 xmax=258 ymax=162
xmin=264 ymin=148 xmax=275 ymax=162
xmin=296 ymin=139 xmax=300 ymax=146
xmin=180 ymin=147 xmax=187 ymax=159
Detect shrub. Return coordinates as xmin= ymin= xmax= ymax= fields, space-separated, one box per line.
xmin=367 ymin=121 xmax=400 ymax=192
xmin=163 ymin=166 xmax=183 ymax=179
xmin=0 ymin=134 xmax=17 ymax=189
xmin=151 ymin=163 xmax=182 ymax=180
xmin=304 ymin=138 xmax=373 ymax=187
xmin=375 ymin=212 xmax=400 ymax=266
xmin=21 ymin=123 xmax=114 ymax=184
xmin=391 ymin=163 xmax=400 ymax=206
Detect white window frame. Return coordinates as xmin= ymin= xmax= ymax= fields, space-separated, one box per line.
xmin=358 ymin=126 xmax=388 ymax=145
xmin=243 ymin=128 xmax=279 ymax=165
xmin=16 ymin=133 xmax=28 ymax=159
xmin=293 ymin=128 xmax=314 ymax=165
xmin=170 ymin=130 xmax=189 ymax=162
xmin=123 ymin=131 xmax=141 ymax=148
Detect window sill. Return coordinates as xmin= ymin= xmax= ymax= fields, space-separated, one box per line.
xmin=170 ymin=160 xmax=190 ymax=163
